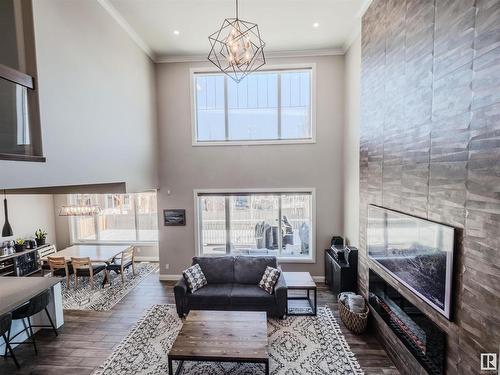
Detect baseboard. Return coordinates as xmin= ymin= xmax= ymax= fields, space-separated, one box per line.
xmin=159 ymin=274 xmax=325 ymax=282
xmin=136 ymin=256 xmax=159 ymax=262
xmin=159 ymin=274 xmax=182 ymax=281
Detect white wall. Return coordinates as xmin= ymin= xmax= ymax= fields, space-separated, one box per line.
xmin=343 ymin=35 xmax=361 ymax=247
xmin=156 ymin=55 xmax=345 ymax=277
xmin=0 ymin=0 xmax=158 ymax=192
xmin=1 ymin=194 xmax=56 ymax=245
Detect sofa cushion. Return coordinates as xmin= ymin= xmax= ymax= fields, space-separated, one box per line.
xmin=182 ymin=264 xmax=207 ymax=292
xmin=258 ymin=266 xmax=281 ymax=294
xmin=192 ymin=256 xmax=235 ymax=284
xmin=188 ymin=284 xmax=232 ymax=306
xmin=234 ymin=256 xmax=277 ymax=284
xmin=231 ymin=284 xmax=275 ymax=306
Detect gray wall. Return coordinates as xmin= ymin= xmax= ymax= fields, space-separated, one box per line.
xmin=156 ymin=56 xmax=345 ymax=278
xmin=359 ymin=0 xmax=500 ymax=373
xmin=343 ymin=34 xmax=361 ymax=247
xmin=0 ymin=0 xmax=158 ymax=192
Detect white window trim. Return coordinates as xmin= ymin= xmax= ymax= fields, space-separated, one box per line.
xmin=193 ymin=188 xmax=316 ymax=263
xmin=190 ymin=63 xmax=317 ymax=146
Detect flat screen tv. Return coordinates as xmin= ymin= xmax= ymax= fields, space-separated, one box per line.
xmin=367 ymin=205 xmax=454 ymax=319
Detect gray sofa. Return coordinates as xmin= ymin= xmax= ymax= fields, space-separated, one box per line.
xmin=174 ymin=256 xmax=287 ymax=318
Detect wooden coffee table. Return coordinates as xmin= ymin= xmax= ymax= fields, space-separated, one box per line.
xmin=283 ymin=272 xmax=317 ymax=316
xmin=167 ymin=310 xmax=269 ymax=375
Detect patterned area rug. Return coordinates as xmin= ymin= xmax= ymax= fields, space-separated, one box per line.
xmin=62 ymin=262 xmax=158 ymax=311
xmin=93 ymin=304 xmax=364 ymax=375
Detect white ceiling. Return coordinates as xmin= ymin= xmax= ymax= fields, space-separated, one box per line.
xmin=104 ymin=0 xmax=368 ymax=61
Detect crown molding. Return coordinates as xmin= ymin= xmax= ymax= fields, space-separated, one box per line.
xmin=156 ymin=48 xmax=345 ymax=64
xmin=357 ymin=0 xmax=374 ymax=18
xmin=343 ymin=22 xmax=361 ymax=52
xmin=97 ymin=0 xmax=156 ymax=61
xmin=342 ymin=0 xmax=373 ymax=53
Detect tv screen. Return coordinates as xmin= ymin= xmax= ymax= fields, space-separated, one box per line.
xmin=367 ymin=205 xmax=454 ymax=319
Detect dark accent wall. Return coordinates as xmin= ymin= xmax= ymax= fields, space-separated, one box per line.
xmin=359 ymin=0 xmax=500 ymax=373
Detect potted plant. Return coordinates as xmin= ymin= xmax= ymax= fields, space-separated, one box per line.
xmin=35 ymin=229 xmax=47 ymax=247
xmin=14 ymin=238 xmax=25 ymax=253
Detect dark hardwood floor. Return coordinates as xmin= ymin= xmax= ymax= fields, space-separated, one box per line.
xmin=0 ymin=269 xmax=398 ymax=374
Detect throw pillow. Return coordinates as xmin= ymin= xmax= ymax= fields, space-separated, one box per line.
xmin=259 ymin=266 xmax=281 ymax=294
xmin=182 ymin=264 xmax=207 ymax=292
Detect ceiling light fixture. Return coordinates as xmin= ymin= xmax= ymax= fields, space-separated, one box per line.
xmin=313 ymin=22 xmax=320 ymax=28
xmin=58 ymin=205 xmax=102 ymax=217
xmin=208 ymin=0 xmax=265 ymax=83
xmin=173 ymin=30 xmax=180 ymax=36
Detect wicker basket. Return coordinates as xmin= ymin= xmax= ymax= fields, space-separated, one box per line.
xmin=338 ymin=296 xmax=369 ymax=334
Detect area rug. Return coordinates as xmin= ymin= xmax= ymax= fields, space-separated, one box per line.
xmin=92 ymin=304 xmax=364 ymax=375
xmin=62 ymin=262 xmax=158 ymax=311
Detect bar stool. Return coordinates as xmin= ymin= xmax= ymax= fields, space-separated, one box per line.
xmin=1 ymin=313 xmax=19 ymax=369
xmin=4 ymin=290 xmax=58 ymax=356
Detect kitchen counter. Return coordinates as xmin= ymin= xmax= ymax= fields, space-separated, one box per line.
xmin=0 ymin=276 xmax=62 ymax=316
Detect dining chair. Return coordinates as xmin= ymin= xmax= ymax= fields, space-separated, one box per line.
xmin=48 ymin=256 xmax=73 ymax=288
xmin=107 ymin=247 xmax=136 ymax=285
xmin=0 ymin=313 xmax=19 ymax=369
xmin=71 ymin=257 xmax=107 ymax=289
xmin=39 ymin=245 xmax=57 ymax=276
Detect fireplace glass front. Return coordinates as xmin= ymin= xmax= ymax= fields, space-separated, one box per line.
xmin=369 ymin=269 xmax=446 ymax=375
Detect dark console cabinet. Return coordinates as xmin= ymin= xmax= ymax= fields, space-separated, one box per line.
xmin=324 ymin=246 xmax=358 ymax=295
xmin=0 ymin=248 xmax=40 ymax=277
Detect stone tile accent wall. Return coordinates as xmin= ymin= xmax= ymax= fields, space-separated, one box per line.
xmin=359 ymin=0 xmax=500 ymax=373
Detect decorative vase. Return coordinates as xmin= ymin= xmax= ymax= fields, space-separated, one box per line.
xmin=14 ymin=243 xmax=25 ymax=253
xmin=36 ymin=238 xmax=46 ymax=247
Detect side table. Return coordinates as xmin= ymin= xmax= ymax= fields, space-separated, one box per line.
xmin=282 ymin=272 xmax=317 ymax=316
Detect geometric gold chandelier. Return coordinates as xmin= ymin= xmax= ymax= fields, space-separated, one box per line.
xmin=208 ymin=0 xmax=266 ymax=83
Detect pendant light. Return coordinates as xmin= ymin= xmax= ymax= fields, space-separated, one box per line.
xmin=58 ymin=205 xmax=102 ymax=216
xmin=208 ymin=0 xmax=266 ymax=83
xmin=2 ymin=190 xmax=13 ymax=237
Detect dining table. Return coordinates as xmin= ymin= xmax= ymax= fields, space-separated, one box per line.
xmin=40 ymin=244 xmax=133 ymax=286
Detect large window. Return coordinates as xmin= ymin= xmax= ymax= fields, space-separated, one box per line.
xmin=0 ymin=0 xmax=43 ymax=161
xmin=193 ymin=67 xmax=314 ymax=145
xmin=196 ymin=190 xmax=315 ymax=262
xmin=70 ymin=192 xmax=158 ymax=244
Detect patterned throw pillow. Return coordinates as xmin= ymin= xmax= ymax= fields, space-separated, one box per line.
xmin=182 ymin=264 xmax=207 ymax=293
xmin=259 ymin=266 xmax=281 ymax=294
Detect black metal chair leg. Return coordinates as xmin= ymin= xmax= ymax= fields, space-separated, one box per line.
xmin=44 ymin=308 xmax=58 ymax=337
xmin=27 ymin=317 xmax=37 ymax=355
xmin=3 ymin=326 xmax=10 ymax=358
xmin=2 ymin=333 xmax=20 ymax=369
xmin=20 ymin=318 xmax=28 ymax=342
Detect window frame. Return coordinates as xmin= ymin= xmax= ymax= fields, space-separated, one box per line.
xmin=190 ymin=64 xmax=317 ymax=146
xmin=0 ymin=0 xmax=44 ymax=162
xmin=194 ymin=188 xmax=316 ymax=263
xmin=68 ymin=193 xmax=159 ymax=246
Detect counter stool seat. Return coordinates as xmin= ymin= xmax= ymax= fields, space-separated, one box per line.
xmin=4 ymin=290 xmax=58 ymax=358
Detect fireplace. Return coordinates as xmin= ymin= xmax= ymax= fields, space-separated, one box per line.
xmin=369 ymin=269 xmax=446 ymax=375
